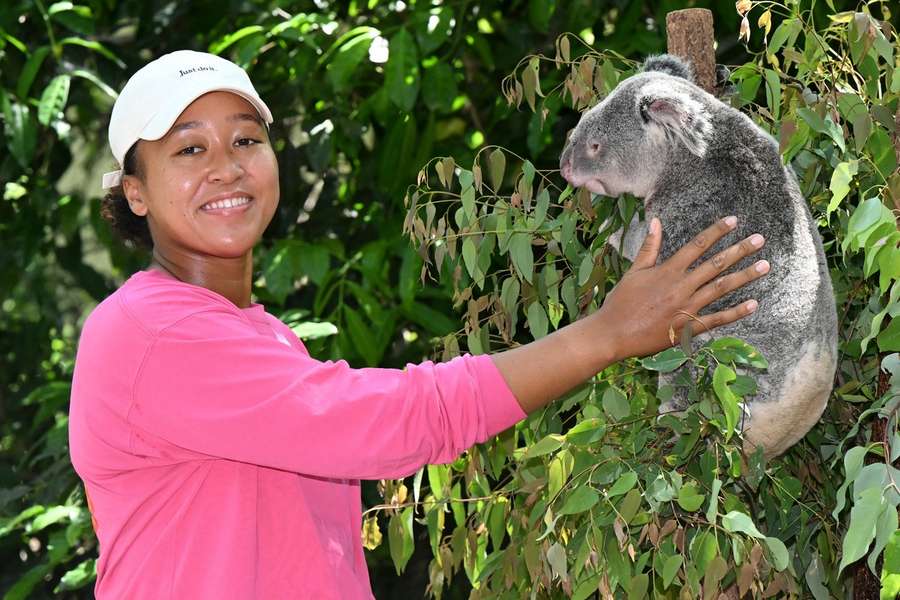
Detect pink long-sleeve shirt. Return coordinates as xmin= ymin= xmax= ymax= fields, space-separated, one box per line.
xmin=68 ymin=268 xmax=525 ymax=599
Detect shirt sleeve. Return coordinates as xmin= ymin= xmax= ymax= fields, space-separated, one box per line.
xmin=130 ymin=308 xmax=526 ymax=479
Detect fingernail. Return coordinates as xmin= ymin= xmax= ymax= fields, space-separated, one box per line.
xmin=750 ymin=234 xmax=764 ymax=247
xmin=755 ymin=260 xmax=769 ymax=273
xmin=746 ymin=299 xmax=758 ymax=313
xmin=724 ymin=216 xmax=737 ymax=227
xmin=650 ymin=218 xmax=660 ymax=234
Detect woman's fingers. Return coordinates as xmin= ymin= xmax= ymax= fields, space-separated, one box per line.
xmin=667 ymin=216 xmax=737 ymax=272
xmin=690 ymin=259 xmax=769 ymax=311
xmin=687 ymin=233 xmax=766 ymax=288
xmin=630 ymin=217 xmax=662 ymax=270
xmin=677 ymin=298 xmax=760 ymax=334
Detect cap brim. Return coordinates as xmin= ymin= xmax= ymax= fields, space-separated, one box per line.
xmin=140 ymin=81 xmax=273 ymax=142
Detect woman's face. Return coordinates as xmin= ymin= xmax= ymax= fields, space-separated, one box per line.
xmin=123 ymin=91 xmax=279 ymax=260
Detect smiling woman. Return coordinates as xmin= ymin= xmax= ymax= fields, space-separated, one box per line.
xmin=68 ymin=50 xmax=767 ymax=600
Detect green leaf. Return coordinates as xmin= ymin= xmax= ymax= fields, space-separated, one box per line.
xmin=385 ymin=29 xmax=420 ymax=112
xmin=677 ymin=483 xmax=705 ymax=512
xmin=763 ymin=69 xmax=781 ymax=120
xmin=722 ymin=510 xmax=765 ymax=538
xmin=462 ymin=237 xmax=478 ymax=279
xmin=1 ymin=92 xmax=37 ymax=168
xmin=16 ymin=46 xmax=51 ymax=98
xmin=526 ymin=301 xmax=548 ymax=339
xmin=509 ymin=233 xmax=534 ymax=282
xmin=54 ymin=559 xmax=96 ymax=592
xmin=878 ymin=319 xmax=900 ymax=352
xmin=601 ymin=387 xmax=630 ymax=420
xmin=343 ymin=307 xmax=380 ymax=366
xmin=713 ymin=364 xmax=741 ymax=439
xmin=290 ymin=321 xmax=338 ymax=340
xmin=209 ymin=25 xmax=265 ymax=55
xmin=326 ymin=28 xmax=378 ymax=92
xmin=388 ymin=507 xmax=415 ymax=574
xmin=421 ymin=62 xmax=457 ymax=112
xmin=607 ymin=471 xmax=638 ymax=498
xmin=558 ymin=485 xmax=600 ymax=515
xmin=764 ymin=536 xmax=790 ymax=571
xmin=839 ymin=486 xmax=885 ymax=574
xmin=38 ymin=74 xmax=70 ymax=125
xmin=641 ymin=347 xmax=688 ymax=372
xmin=661 ymin=554 xmax=683 ymax=589
xmin=706 ymin=337 xmax=768 ymax=369
xmin=524 ymin=433 xmax=565 ymax=458
xmin=828 ymin=160 xmax=858 ymax=216
xmin=487 ymin=148 xmax=506 ymax=191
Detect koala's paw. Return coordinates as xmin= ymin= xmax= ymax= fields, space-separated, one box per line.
xmin=643 ymin=54 xmax=694 ymax=82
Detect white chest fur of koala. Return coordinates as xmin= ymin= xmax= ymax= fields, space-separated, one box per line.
xmin=560 ymin=55 xmax=838 ymax=459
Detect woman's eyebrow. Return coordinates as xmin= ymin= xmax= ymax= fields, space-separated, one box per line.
xmin=228 ymin=113 xmax=263 ymax=125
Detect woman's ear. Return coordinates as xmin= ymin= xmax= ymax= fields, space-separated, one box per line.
xmin=121 ymin=175 xmax=148 ymax=217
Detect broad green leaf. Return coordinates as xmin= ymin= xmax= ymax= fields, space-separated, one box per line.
xmin=421 ymin=62 xmax=457 ymax=112
xmin=290 ymin=321 xmax=338 ymax=340
xmin=487 ymin=148 xmax=506 ymax=191
xmin=546 ymin=542 xmax=568 ymax=580
xmin=558 ymin=485 xmax=599 ymax=515
xmin=764 ymin=69 xmax=781 ymax=120
xmin=524 ymin=433 xmax=565 ymax=458
xmin=707 ymin=337 xmax=768 ymax=369
xmin=526 ymin=301 xmax=548 ymax=338
xmin=16 ymin=46 xmax=51 ymax=98
xmin=343 ymin=307 xmax=380 ymax=366
xmin=388 ymin=507 xmax=415 ymax=574
xmin=722 ymin=510 xmax=765 ymax=538
xmin=839 ymin=486 xmax=885 ymax=573
xmin=509 ymin=232 xmax=533 ymax=282
xmin=607 ymin=471 xmax=638 ymax=498
xmin=662 ymin=554 xmax=683 ymax=589
xmin=1 ymin=92 xmax=37 ymax=168
xmin=326 ymin=28 xmax=378 ymax=92
xmin=677 ymin=483 xmax=705 ymax=512
xmin=713 ymin=364 xmax=741 ymax=439
xmin=385 ymin=29 xmax=420 ymax=112
xmin=38 ymin=74 xmax=71 ymax=125
xmin=461 ymin=238 xmax=477 ymax=279
xmin=640 ymin=347 xmax=688 ymax=372
xmin=827 ymin=160 xmax=858 ymax=216
xmin=55 ymin=559 xmax=96 ymax=592
xmin=208 ymin=25 xmax=264 ymax=55
xmin=878 ymin=319 xmax=900 ymax=352
xmin=601 ymin=387 xmax=630 ymax=420
xmin=764 ymin=536 xmax=790 ymax=571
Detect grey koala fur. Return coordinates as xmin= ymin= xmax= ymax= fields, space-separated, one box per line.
xmin=559 ymin=54 xmax=838 ymax=458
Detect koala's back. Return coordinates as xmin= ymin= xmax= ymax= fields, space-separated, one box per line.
xmin=648 ymin=96 xmax=838 ymax=457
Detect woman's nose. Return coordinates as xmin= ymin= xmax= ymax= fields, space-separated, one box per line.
xmin=207 ymin=149 xmax=245 ymax=184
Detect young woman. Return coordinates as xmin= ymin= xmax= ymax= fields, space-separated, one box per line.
xmin=69 ymin=50 xmax=768 ymax=599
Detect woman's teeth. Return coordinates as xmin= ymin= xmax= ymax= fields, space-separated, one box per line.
xmin=201 ymin=197 xmax=251 ymax=211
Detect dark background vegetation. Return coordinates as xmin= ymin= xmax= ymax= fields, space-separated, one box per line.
xmin=1 ymin=0 xmax=897 ymax=598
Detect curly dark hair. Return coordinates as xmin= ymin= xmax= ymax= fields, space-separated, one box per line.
xmin=99 ymin=143 xmax=154 ymax=251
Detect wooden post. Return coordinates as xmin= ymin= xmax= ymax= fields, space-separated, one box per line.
xmin=665 ymin=9 xmax=717 ymax=95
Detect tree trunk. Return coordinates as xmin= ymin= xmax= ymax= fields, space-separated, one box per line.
xmin=665 ymin=8 xmax=717 ymax=95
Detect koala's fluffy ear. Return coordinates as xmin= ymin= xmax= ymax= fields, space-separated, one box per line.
xmin=642 ymin=55 xmax=694 ymax=82
xmin=638 ymin=92 xmax=710 ymax=157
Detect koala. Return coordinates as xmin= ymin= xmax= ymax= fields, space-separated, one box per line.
xmin=559 ymin=54 xmax=838 ymax=459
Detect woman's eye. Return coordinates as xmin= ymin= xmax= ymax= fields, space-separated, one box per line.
xmin=236 ymin=138 xmax=261 ymax=147
xmin=178 ymin=146 xmax=202 ymax=156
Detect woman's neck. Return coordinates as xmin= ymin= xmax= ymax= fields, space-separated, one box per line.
xmin=148 ymin=249 xmax=254 ymax=308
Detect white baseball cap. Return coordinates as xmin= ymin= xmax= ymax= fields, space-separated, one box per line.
xmin=102 ymin=49 xmax=274 ymax=190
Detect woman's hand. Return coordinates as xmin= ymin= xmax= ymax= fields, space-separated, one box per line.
xmin=596 ymin=215 xmax=768 ymax=363
xmin=491 ymin=216 xmax=769 ymax=414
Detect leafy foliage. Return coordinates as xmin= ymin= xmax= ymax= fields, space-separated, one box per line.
xmin=389 ymin=2 xmax=900 ymax=598
xmin=0 ymin=0 xmax=897 ymax=598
